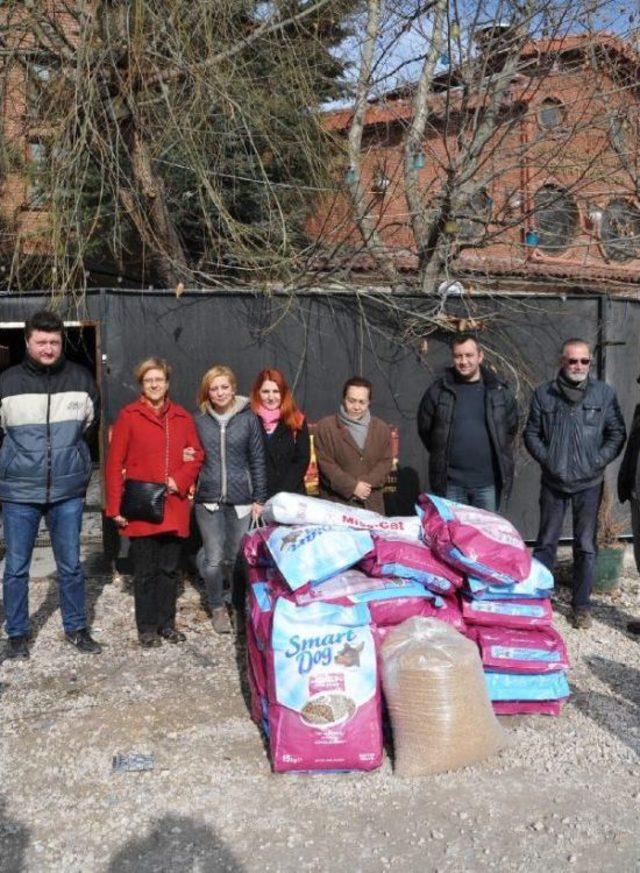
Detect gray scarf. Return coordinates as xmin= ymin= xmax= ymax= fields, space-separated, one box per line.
xmin=556 ymin=370 xmax=588 ymax=405
xmin=338 ymin=404 xmax=371 ymax=451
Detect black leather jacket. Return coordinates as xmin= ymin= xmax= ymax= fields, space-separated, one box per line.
xmin=524 ymin=375 xmax=626 ymax=494
xmin=417 ymin=366 xmax=518 ymax=497
xmin=617 ymin=403 xmax=640 ymax=503
xmin=195 ymin=397 xmax=267 ymax=505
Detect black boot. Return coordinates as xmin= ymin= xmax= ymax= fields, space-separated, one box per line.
xmin=65 ymin=628 xmax=102 ymax=654
xmin=6 ymin=636 xmax=30 ymax=660
xmin=158 ymin=627 xmax=186 ymax=644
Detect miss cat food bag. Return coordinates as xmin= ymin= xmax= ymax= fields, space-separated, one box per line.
xmin=262 ymin=492 xmax=421 ymax=540
xmin=267 ymin=598 xmax=382 ymax=773
xmin=419 ymin=494 xmax=531 ymax=585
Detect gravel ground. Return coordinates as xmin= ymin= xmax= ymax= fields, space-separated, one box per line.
xmin=1 ymin=545 xmax=640 ymax=873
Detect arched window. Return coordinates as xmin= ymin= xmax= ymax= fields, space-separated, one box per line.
xmin=538 ymin=98 xmax=565 ymax=130
xmin=601 ymin=199 xmax=640 ymax=262
xmin=533 ymin=184 xmax=579 ymax=253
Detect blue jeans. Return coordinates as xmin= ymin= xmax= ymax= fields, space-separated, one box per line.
xmin=533 ymin=482 xmax=602 ymax=611
xmin=2 ymin=498 xmax=87 ymax=638
xmin=195 ymin=504 xmax=250 ymax=610
xmin=445 ymin=482 xmax=500 ymax=513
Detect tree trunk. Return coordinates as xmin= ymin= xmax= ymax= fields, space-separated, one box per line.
xmin=122 ymin=128 xmax=188 ymax=286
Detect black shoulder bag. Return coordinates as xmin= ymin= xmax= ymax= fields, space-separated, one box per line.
xmin=120 ymin=414 xmax=169 ymax=523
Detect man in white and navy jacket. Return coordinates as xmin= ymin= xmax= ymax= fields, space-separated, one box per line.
xmin=0 ymin=310 xmax=102 ymax=659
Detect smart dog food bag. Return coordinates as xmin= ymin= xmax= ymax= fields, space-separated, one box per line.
xmin=381 ymin=617 xmax=504 ymax=776
xmin=359 ymin=535 xmax=463 ymax=594
xmin=267 ymin=597 xmax=382 ymax=773
xmin=266 ymin=525 xmax=374 ymax=590
xmin=262 ymin=492 xmax=421 ymax=540
xmin=419 ymin=494 xmax=531 ymax=585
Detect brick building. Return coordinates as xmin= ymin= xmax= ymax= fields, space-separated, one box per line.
xmin=310 ymin=33 xmax=640 ymax=295
xmin=2 ymin=24 xmax=639 ymax=294
xmin=0 ymin=5 xmax=82 ymax=256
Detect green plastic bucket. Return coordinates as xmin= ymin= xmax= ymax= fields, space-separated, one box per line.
xmin=594 ymin=546 xmax=625 ymax=592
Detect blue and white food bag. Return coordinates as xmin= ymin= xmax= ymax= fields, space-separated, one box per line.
xmin=266 ymin=525 xmax=373 ymax=590
xmin=484 ymin=670 xmax=570 ymax=702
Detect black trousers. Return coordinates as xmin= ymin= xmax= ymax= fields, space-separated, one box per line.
xmin=533 ymin=482 xmax=602 ymax=610
xmin=129 ymin=534 xmax=182 ymax=634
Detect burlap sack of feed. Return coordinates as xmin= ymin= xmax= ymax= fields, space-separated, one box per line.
xmin=381 ymin=617 xmax=505 ymax=776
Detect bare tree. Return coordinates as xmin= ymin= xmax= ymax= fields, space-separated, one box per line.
xmin=326 ymin=0 xmax=640 ymax=301
xmin=0 ymin=0 xmax=355 ymax=291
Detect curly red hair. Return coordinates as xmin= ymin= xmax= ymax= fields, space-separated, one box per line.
xmin=250 ymin=368 xmax=304 ymax=433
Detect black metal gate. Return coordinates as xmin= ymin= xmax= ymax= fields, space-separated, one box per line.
xmin=1 ymin=288 xmax=636 ymax=540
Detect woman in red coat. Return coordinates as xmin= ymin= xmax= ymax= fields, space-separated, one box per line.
xmin=105 ymin=358 xmax=203 ymax=647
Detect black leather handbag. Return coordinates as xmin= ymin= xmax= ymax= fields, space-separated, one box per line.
xmin=120 ymin=479 xmax=166 ymax=523
xmin=120 ymin=414 xmax=169 ymax=523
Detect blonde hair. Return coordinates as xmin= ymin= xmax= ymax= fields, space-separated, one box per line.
xmin=197 ymin=365 xmax=237 ymax=411
xmin=135 ymin=357 xmax=172 ymax=384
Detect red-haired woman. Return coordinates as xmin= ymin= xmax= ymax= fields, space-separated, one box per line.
xmin=250 ymin=368 xmax=310 ymax=498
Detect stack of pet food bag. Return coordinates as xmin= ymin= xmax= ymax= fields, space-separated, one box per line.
xmin=419 ymin=494 xmax=570 ymax=717
xmin=243 ymin=492 xmax=569 ymax=774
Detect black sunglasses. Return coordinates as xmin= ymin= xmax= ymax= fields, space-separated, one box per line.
xmin=566 ymin=357 xmax=590 ymax=365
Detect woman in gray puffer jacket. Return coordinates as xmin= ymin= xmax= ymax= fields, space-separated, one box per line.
xmin=194 ymin=365 xmax=267 ymax=633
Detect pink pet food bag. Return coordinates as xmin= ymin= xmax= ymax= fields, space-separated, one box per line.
xmin=472 ymin=626 xmax=569 ymax=673
xmin=462 ymin=597 xmax=552 ymax=629
xmin=267 ymin=598 xmax=382 ymax=773
xmin=359 ymin=535 xmax=463 ymax=593
xmin=492 ymin=699 xmax=566 ymax=716
xmin=242 ymin=525 xmax=277 ymax=567
xmin=419 ymin=494 xmax=531 ymax=585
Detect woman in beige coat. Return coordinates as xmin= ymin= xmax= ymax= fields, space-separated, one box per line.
xmin=314 ymin=377 xmax=393 ymax=515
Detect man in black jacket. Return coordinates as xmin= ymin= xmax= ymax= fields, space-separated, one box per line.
xmin=417 ymin=334 xmax=518 ymax=512
xmin=617 ymin=398 xmax=640 ymax=635
xmin=525 ymin=338 xmax=626 ymax=630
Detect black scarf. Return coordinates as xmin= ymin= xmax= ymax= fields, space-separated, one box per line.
xmin=556 ymin=369 xmax=588 ymax=405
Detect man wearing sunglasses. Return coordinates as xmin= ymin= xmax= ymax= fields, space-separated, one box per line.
xmin=525 ymin=338 xmax=626 ymax=630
